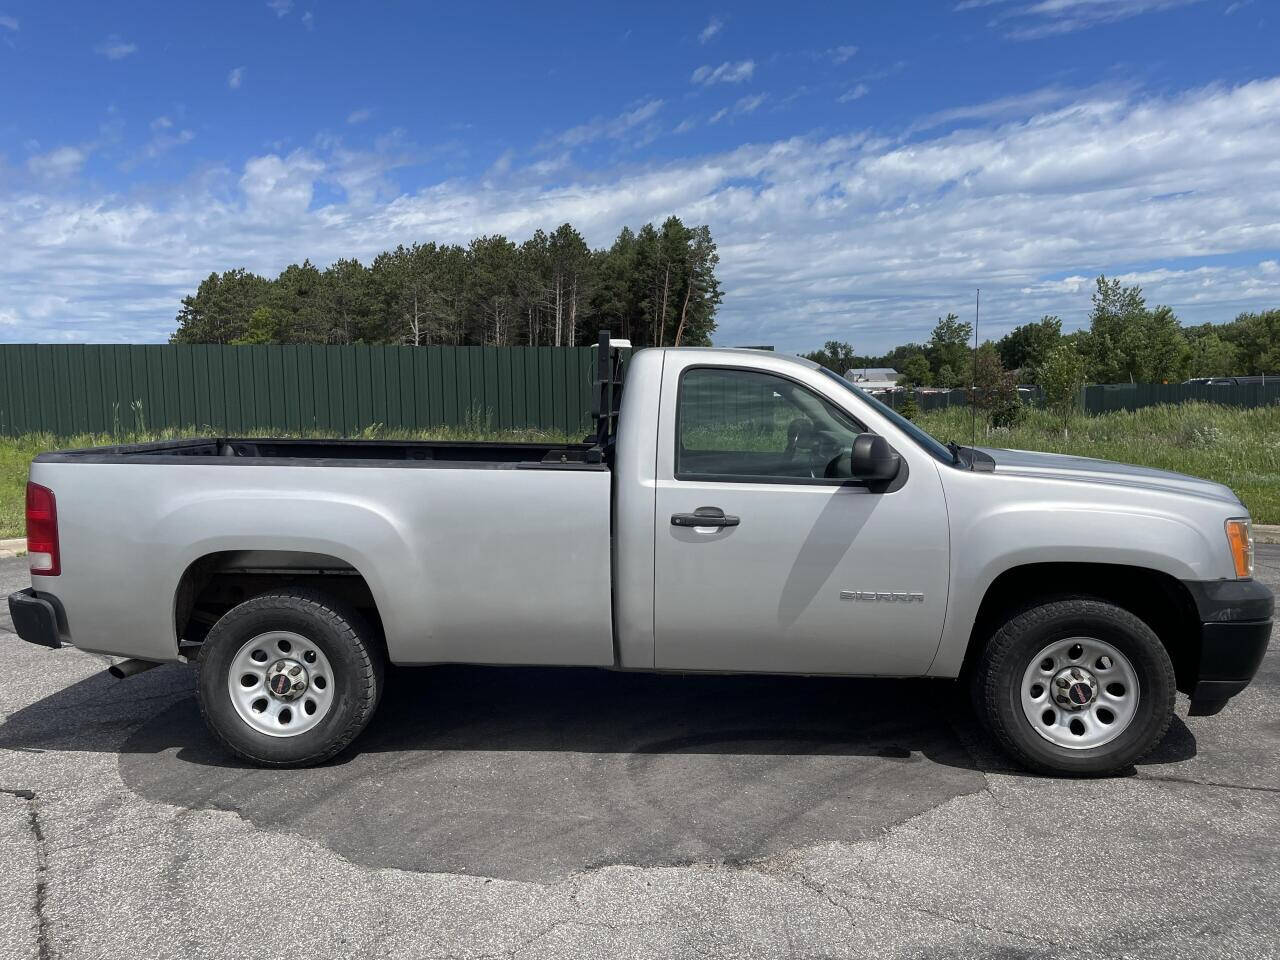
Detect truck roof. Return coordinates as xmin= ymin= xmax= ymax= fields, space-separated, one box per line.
xmin=662 ymin=346 xmax=821 ymax=369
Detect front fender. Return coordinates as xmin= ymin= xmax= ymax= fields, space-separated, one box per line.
xmin=928 ymin=496 xmax=1222 ymax=677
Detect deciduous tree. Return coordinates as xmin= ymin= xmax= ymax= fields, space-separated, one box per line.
xmin=928 ymin=313 xmax=972 ymax=384
xmin=801 ymin=341 xmax=858 ymax=375
xmin=998 ymin=316 xmax=1061 ymax=381
xmin=1080 ymin=276 xmax=1188 ymax=383
xmin=1040 ymin=341 xmax=1086 ymax=431
xmin=971 ymin=342 xmax=1023 ymax=428
xmin=899 ymin=353 xmax=932 ymax=388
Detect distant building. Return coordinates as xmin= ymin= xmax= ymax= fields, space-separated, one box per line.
xmin=843 ymin=367 xmax=903 ymax=391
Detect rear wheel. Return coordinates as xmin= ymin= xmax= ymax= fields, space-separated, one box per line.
xmin=197 ymin=589 xmax=383 ymax=767
xmin=974 ymin=598 xmax=1175 ymax=776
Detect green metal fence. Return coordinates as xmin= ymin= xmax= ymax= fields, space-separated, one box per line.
xmin=0 ymin=344 xmax=599 ymax=438
xmin=3 ymin=343 xmax=1278 ymax=439
xmin=1080 ymin=381 xmax=1280 ymax=413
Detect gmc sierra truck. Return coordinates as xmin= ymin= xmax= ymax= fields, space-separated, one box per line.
xmin=7 ymin=336 xmax=1273 ymax=775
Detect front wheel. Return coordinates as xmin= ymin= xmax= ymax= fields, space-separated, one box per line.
xmin=197 ymin=589 xmax=384 ymax=767
xmin=974 ymin=598 xmax=1175 ymax=776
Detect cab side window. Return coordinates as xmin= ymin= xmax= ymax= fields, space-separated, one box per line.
xmin=676 ymin=367 xmax=862 ymax=482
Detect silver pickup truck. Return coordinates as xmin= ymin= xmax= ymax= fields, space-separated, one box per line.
xmin=7 ymin=337 xmax=1273 ymax=775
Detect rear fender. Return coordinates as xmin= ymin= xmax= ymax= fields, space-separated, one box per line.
xmin=156 ymin=493 xmax=412 ymax=657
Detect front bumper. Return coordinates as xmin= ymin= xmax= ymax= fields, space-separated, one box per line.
xmin=6 ymin=589 xmax=66 ymax=649
xmin=1181 ymin=579 xmax=1273 ymax=715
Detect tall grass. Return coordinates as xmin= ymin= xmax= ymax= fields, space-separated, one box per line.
xmin=1 ymin=403 xmax=1277 ymax=539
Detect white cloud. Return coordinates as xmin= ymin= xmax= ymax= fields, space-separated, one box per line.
xmin=838 ymin=83 xmax=870 ymax=103
xmin=27 ymin=146 xmax=86 ymax=179
xmin=228 ymin=66 xmax=245 ymax=89
xmin=302 ymin=10 xmax=314 ymax=28
xmin=267 ymin=0 xmax=293 ymax=17
xmin=347 ymin=108 xmax=372 ymax=125
xmin=830 ymin=45 xmax=858 ymax=63
xmin=527 ymin=152 xmax=571 ymax=177
xmin=239 ymin=150 xmax=325 ymax=216
xmin=487 ymin=149 xmax=514 ymax=176
xmin=94 ymin=35 xmax=137 ymax=60
xmin=550 ymin=99 xmax=664 ymax=148
xmin=698 ymin=16 xmax=723 ymax=43
xmin=3 ymin=77 xmax=1280 ymax=349
xmin=128 ymin=127 xmax=195 ymax=166
xmin=906 ymin=84 xmax=1104 ymax=131
xmin=0 ymin=14 xmax=18 ymax=31
xmin=707 ymin=94 xmax=765 ymax=125
xmin=960 ymin=0 xmax=1206 ymax=39
xmin=692 ymin=60 xmax=755 ymax=85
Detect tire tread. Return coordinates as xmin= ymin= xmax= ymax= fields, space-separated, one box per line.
xmin=196 ymin=588 xmax=382 ymax=768
xmin=975 ymin=598 xmax=1175 ymax=776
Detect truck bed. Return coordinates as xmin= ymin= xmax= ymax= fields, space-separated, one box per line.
xmin=27 ymin=433 xmax=615 ymax=666
xmin=34 ymin=436 xmax=605 ymax=469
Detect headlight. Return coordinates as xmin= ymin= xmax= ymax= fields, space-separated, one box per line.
xmin=1225 ymin=518 xmax=1254 ymax=579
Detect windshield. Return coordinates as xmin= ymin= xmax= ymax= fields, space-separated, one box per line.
xmin=819 ymin=368 xmax=958 ymax=465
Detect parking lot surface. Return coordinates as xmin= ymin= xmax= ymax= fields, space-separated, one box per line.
xmin=2 ymin=548 xmax=1278 ymax=959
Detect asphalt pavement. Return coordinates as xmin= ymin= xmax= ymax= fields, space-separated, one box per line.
xmin=1 ymin=547 xmax=1277 ymax=959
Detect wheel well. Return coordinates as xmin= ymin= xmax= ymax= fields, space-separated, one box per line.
xmin=963 ymin=562 xmax=1200 ymax=686
xmin=174 ymin=551 xmax=384 ymax=653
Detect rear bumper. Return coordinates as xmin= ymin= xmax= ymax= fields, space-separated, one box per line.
xmin=1180 ymin=579 xmax=1273 ymax=715
xmin=6 ymin=589 xmax=66 ymax=650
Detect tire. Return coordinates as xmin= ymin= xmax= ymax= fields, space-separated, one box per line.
xmin=973 ymin=598 xmax=1175 ymax=777
xmin=197 ymin=589 xmax=384 ymax=767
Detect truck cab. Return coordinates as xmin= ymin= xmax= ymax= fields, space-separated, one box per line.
xmin=614 ymin=347 xmax=951 ymax=677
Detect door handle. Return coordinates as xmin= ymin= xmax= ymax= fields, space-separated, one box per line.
xmin=671 ymin=507 xmax=740 ymax=528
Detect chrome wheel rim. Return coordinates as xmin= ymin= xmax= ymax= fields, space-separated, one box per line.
xmin=227 ymin=631 xmax=335 ymax=737
xmin=1020 ymin=636 xmax=1140 ymax=750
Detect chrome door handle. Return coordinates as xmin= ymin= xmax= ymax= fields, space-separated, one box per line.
xmin=671 ymin=507 xmax=740 ymax=528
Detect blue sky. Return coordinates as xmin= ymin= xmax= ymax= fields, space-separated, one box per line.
xmin=1 ymin=0 xmax=1278 ymax=351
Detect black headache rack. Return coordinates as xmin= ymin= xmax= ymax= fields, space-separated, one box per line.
xmin=588 ymin=329 xmax=631 ymax=463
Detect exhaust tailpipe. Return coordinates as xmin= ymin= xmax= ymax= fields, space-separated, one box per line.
xmin=107 ymin=658 xmax=163 ymax=680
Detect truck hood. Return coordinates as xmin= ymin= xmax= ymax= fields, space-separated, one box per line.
xmin=975 ymin=446 xmax=1242 ymax=507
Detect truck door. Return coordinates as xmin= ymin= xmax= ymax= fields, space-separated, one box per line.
xmin=652 ymin=355 xmax=950 ymax=675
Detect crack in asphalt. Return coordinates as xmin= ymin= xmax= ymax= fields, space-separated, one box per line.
xmin=849 ymin=886 xmax=1053 ymax=947
xmin=1136 ymin=773 xmax=1280 ymax=795
xmin=783 ymin=861 xmax=860 ymax=928
xmin=2 ymin=788 xmax=53 ymax=960
xmin=504 ymin=918 xmax=723 ymax=960
xmin=766 ymin=818 xmax=1056 ymax=950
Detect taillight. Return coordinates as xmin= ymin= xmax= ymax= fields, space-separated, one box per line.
xmin=26 ymin=482 xmax=60 ymax=576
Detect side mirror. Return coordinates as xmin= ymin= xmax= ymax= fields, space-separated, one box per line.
xmin=850 ymin=432 xmax=901 ymax=481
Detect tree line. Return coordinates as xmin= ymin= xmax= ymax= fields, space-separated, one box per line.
xmin=170 ymin=217 xmax=723 ymax=349
xmin=805 ymin=276 xmax=1280 ymax=389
